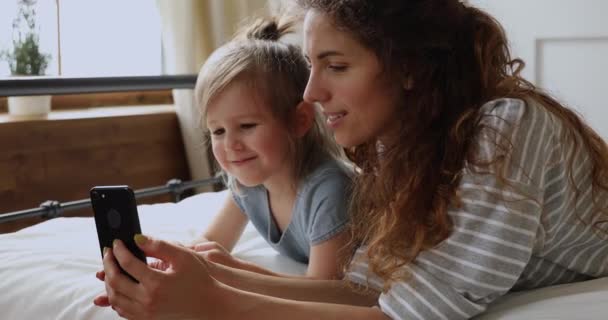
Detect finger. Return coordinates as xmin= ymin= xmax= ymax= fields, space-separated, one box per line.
xmin=103 ymin=248 xmax=141 ymax=299
xmin=193 ymin=242 xmax=219 ymax=252
xmin=193 ymin=251 xmax=209 ymax=264
xmin=108 ymin=291 xmax=139 ymax=320
xmin=103 ymin=270 xmax=141 ymax=319
xmin=203 ymin=250 xmax=239 ymax=268
xmin=133 ymin=234 xmax=190 ymax=270
xmin=113 ymin=305 xmax=135 ymax=320
xmin=149 ymin=259 xmax=170 ymax=271
xmin=93 ymin=294 xmax=110 ymax=307
xmin=200 ymin=251 xmax=219 ymax=264
xmin=112 ymin=239 xmax=160 ymax=284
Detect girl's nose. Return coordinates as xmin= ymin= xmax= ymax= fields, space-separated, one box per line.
xmin=226 ymin=133 xmax=244 ymax=151
xmin=303 ymin=71 xmax=330 ymax=104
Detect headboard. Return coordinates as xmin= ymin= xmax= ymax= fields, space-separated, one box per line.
xmin=0 ymin=105 xmax=191 ymax=233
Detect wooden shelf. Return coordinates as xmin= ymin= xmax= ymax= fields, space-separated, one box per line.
xmin=0 ymin=104 xmax=174 ymax=123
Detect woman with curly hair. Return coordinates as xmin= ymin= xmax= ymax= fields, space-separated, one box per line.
xmin=95 ymin=1 xmax=608 ymax=319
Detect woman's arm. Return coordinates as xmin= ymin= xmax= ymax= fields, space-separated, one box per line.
xmin=208 ymin=261 xmax=379 ymax=306
xmin=200 ymin=230 xmax=351 ymax=280
xmin=189 ymin=234 xmax=378 ymax=305
xmin=97 ymin=236 xmax=384 ymax=319
xmin=214 ymin=283 xmax=389 ymax=320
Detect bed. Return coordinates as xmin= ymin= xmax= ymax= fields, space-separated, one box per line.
xmin=1 ymin=189 xmax=607 ymax=319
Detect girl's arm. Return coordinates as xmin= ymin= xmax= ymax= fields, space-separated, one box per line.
xmin=193 ymin=192 xmax=248 ymax=251
xmin=205 ymin=230 xmax=350 ymax=279
xmin=305 ymin=230 xmax=350 ymax=279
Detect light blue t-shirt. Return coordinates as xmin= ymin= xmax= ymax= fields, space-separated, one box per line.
xmin=232 ymin=159 xmax=352 ymax=263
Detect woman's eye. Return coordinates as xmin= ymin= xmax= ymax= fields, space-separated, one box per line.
xmin=241 ymin=123 xmax=257 ymax=130
xmin=328 ymin=65 xmax=347 ymax=72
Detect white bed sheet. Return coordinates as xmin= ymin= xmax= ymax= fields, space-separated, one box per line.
xmin=0 ymin=190 xmax=606 ymax=319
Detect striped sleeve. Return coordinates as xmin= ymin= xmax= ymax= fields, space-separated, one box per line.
xmin=347 ymin=98 xmax=552 ymax=319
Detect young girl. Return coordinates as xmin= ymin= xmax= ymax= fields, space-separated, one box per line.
xmin=187 ymin=17 xmax=352 ymax=280
xmin=96 ymin=1 xmax=608 ymax=319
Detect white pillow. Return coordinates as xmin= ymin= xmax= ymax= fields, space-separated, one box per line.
xmin=477 ymin=277 xmax=608 ymax=319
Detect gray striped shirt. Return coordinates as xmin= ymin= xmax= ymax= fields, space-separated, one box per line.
xmin=346 ymin=98 xmax=608 ymax=320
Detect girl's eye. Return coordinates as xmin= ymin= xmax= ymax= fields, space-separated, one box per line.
xmin=211 ymin=128 xmax=225 ymax=136
xmin=241 ymin=123 xmax=257 ymax=130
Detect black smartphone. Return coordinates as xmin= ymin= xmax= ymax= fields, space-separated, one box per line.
xmin=90 ymin=185 xmax=146 ymax=282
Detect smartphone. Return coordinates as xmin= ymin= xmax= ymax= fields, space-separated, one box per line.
xmin=90 ymin=185 xmax=146 ymax=282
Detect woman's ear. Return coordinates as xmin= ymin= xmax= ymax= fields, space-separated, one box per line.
xmin=293 ymin=101 xmax=315 ymax=138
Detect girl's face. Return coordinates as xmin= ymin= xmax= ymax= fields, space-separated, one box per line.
xmin=302 ymin=10 xmax=404 ymax=148
xmin=206 ymin=82 xmax=292 ymax=188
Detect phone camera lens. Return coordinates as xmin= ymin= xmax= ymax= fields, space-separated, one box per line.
xmin=91 ymin=191 xmax=101 ymax=200
xmin=107 ymin=209 xmax=121 ymax=229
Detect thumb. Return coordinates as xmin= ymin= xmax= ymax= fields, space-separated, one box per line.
xmin=193 ymin=241 xmax=222 ymax=252
xmin=134 ymin=234 xmax=190 ymax=268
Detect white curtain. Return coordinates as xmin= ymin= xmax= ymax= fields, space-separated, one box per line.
xmin=155 ymin=0 xmax=272 ymax=189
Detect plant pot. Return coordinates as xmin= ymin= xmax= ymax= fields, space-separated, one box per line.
xmin=7 ymin=95 xmax=52 ymax=116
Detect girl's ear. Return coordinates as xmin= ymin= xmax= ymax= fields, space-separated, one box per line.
xmin=402 ymin=75 xmax=414 ymax=90
xmin=293 ymin=101 xmax=315 ymax=138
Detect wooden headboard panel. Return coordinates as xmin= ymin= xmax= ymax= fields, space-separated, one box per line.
xmin=0 ymin=105 xmax=191 ymax=233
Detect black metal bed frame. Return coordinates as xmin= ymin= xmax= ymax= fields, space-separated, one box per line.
xmin=0 ymin=176 xmax=224 ymax=224
xmin=0 ymin=74 xmax=214 ymax=225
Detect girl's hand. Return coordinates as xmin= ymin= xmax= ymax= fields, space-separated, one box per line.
xmin=187 ymin=236 xmax=210 ymax=250
xmin=192 ymin=241 xmax=244 ymax=269
xmin=93 ymin=235 xmax=225 ymax=320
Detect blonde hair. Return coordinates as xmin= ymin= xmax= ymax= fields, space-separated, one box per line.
xmin=194 ymin=16 xmax=341 ymax=191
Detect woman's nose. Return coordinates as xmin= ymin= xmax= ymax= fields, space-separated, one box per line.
xmin=303 ymin=71 xmax=329 ymax=104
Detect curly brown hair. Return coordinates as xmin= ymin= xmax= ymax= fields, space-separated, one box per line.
xmin=297 ymin=0 xmax=608 ymax=287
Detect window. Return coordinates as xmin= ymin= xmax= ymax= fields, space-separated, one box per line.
xmin=0 ymin=0 xmax=170 ymax=111
xmin=0 ymin=0 xmax=163 ymax=77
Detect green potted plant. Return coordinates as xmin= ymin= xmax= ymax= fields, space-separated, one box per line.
xmin=1 ymin=0 xmax=52 ymax=116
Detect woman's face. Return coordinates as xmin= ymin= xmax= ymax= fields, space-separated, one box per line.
xmin=302 ymin=10 xmax=404 ymax=148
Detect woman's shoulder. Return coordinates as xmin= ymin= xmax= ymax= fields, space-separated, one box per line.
xmin=478 ymin=97 xmax=560 ymax=136
xmin=478 ymin=97 xmax=526 ymax=124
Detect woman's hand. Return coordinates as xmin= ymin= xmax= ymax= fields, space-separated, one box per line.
xmin=93 ymin=235 xmax=226 ymax=320
xmin=192 ymin=241 xmax=245 ymax=270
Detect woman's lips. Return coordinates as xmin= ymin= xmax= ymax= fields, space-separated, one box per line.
xmin=324 ymin=111 xmax=347 ymax=129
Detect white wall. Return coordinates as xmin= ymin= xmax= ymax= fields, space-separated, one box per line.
xmin=471 ymin=0 xmax=608 ymax=138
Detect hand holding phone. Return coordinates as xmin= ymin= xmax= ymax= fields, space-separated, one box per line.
xmin=90 ymin=186 xmax=146 ymax=282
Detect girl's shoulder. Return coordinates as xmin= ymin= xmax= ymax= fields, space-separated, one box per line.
xmin=311 ymin=158 xmax=354 ymax=179
xmin=299 ymin=158 xmax=353 ymax=194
